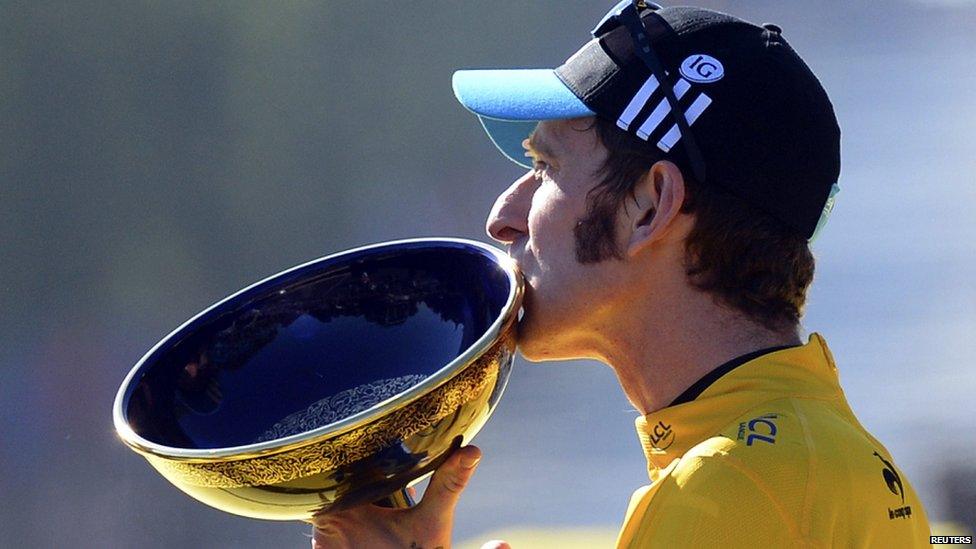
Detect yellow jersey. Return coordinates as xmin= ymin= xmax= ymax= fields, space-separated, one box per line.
xmin=616 ymin=333 xmax=931 ymax=548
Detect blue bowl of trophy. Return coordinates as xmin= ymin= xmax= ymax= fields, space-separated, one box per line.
xmin=113 ymin=238 xmax=523 ymax=521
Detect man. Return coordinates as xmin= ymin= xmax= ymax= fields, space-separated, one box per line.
xmin=313 ymin=2 xmax=932 ymax=547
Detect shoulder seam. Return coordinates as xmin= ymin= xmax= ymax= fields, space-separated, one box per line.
xmin=787 ymin=397 xmax=818 ymax=541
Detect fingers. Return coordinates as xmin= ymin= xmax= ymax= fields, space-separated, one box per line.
xmin=418 ymin=445 xmax=482 ymax=518
xmin=308 ymin=446 xmax=483 ymax=547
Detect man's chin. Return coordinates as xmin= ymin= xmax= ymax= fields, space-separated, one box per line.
xmin=516 ymin=346 xmax=560 ymax=363
xmin=513 ymin=316 xmax=560 ymax=362
xmin=512 ymin=285 xmax=567 ymax=362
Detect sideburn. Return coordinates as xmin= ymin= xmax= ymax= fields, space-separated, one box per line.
xmin=573 ymin=196 xmax=624 ymax=263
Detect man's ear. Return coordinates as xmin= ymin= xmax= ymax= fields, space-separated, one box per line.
xmin=624 ymin=160 xmax=687 ymax=258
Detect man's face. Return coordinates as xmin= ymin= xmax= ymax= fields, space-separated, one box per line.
xmin=485 ymin=118 xmax=635 ymax=361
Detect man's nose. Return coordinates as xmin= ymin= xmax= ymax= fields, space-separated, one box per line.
xmin=486 ymin=171 xmax=536 ymax=245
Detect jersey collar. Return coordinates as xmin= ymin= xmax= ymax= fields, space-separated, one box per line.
xmin=634 ymin=332 xmax=842 ymax=480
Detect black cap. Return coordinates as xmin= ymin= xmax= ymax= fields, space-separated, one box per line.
xmin=453 ymin=4 xmax=842 ymax=241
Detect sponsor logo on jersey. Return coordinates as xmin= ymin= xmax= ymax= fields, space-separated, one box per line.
xmin=649 ymin=421 xmax=674 ymax=451
xmin=737 ymin=413 xmax=778 ymax=446
xmin=874 ymin=450 xmax=913 ymax=520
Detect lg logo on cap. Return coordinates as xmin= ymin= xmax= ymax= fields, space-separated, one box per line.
xmin=680 ymin=54 xmax=724 ymax=84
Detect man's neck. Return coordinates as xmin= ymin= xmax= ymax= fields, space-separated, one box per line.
xmin=592 ymin=284 xmax=801 ymax=415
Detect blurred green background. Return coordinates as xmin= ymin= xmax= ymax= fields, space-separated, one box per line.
xmin=1 ymin=1 xmax=974 ymax=546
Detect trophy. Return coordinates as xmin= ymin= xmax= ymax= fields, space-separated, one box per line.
xmin=113 ymin=237 xmax=523 ymax=520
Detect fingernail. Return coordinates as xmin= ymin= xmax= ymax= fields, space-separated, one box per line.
xmin=459 ymin=454 xmax=481 ymax=469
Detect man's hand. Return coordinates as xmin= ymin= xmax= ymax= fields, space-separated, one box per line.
xmin=311 ymin=445 xmax=492 ymax=549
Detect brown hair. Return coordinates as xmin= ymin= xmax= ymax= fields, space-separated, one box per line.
xmin=574 ymin=116 xmax=814 ymax=332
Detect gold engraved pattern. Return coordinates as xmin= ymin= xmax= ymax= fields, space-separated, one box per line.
xmin=254 ymin=374 xmax=429 ymax=443
xmin=146 ymin=339 xmax=509 ymax=488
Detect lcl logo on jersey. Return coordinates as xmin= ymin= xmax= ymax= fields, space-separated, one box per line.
xmin=649 ymin=421 xmax=674 ymax=451
xmin=738 ymin=413 xmax=778 ymax=446
xmin=679 ymin=54 xmax=724 ymax=84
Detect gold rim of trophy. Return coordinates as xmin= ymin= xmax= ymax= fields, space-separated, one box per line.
xmin=112 ymin=236 xmax=524 ymax=464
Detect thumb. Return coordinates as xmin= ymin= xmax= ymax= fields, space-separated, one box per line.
xmin=419 ymin=445 xmax=482 ymax=517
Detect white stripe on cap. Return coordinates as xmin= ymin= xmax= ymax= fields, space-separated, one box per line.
xmin=634 ymin=78 xmax=693 ymax=141
xmin=656 ymin=93 xmax=712 ymax=152
xmin=616 ymin=75 xmax=660 ymax=131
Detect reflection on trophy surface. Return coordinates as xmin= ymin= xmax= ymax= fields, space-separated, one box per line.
xmin=113 ymin=238 xmax=523 ymax=520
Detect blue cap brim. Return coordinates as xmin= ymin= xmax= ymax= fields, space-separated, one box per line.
xmin=453 ymin=69 xmax=595 ymax=168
